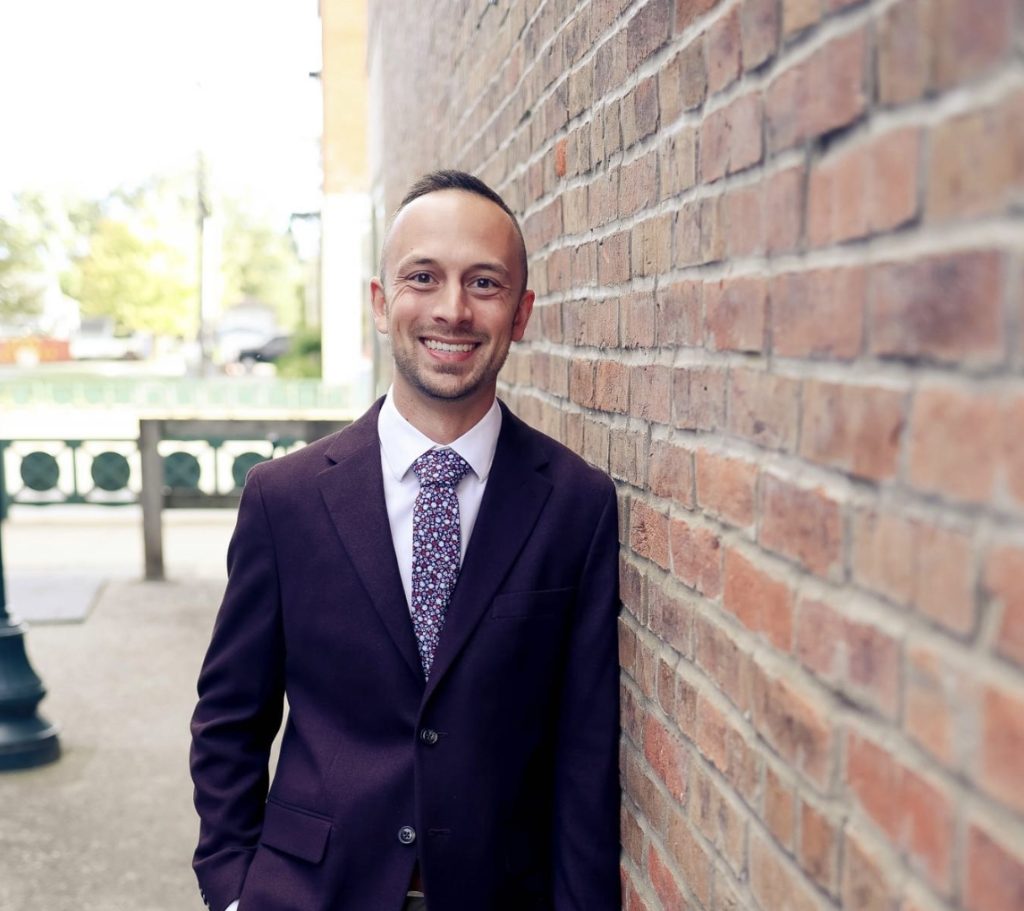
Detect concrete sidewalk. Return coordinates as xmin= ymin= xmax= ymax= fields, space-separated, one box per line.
xmin=0 ymin=510 xmax=235 ymax=911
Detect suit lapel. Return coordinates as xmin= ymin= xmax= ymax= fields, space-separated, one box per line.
xmin=316 ymin=400 xmax=424 ymax=685
xmin=425 ymin=405 xmax=553 ymax=701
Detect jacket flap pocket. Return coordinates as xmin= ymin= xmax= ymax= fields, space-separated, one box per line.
xmin=491 ymin=587 xmax=575 ymax=619
xmin=260 ymin=800 xmax=332 ymax=864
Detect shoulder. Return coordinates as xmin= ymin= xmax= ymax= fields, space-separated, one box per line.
xmin=500 ymin=403 xmax=615 ymax=501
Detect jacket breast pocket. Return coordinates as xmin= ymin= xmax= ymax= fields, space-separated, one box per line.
xmin=490 ymin=587 xmax=575 ymax=620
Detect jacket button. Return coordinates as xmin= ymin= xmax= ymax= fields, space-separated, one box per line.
xmin=398 ymin=826 xmax=417 ymax=845
xmin=419 ymin=728 xmax=439 ymax=745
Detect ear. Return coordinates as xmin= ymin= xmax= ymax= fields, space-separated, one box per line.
xmin=370 ymin=277 xmax=389 ymax=334
xmin=510 ymin=288 xmax=535 ymax=342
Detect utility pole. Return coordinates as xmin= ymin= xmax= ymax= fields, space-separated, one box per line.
xmin=0 ymin=463 xmax=60 ymax=770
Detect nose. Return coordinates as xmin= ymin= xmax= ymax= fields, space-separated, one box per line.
xmin=434 ymin=281 xmax=472 ymax=326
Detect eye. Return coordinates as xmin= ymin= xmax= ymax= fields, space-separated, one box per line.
xmin=409 ymin=272 xmax=434 ymax=284
xmin=470 ymin=277 xmax=499 ymax=290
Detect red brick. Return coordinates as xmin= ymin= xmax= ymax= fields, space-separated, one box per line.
xmin=846 ymin=733 xmax=954 ymax=892
xmin=611 ymin=428 xmax=649 ymax=488
xmin=727 ymin=368 xmax=800 ymax=452
xmin=621 ymin=291 xmax=657 ymax=349
xmin=593 ymin=359 xmax=630 ymax=414
xmin=808 ymin=129 xmax=920 ymax=246
xmin=583 ymin=417 xmax=611 ymax=471
xmin=619 ymin=151 xmax=659 ymax=217
xmin=750 ymin=828 xmax=823 ymax=911
xmin=907 ymin=385 xmax=1001 ymax=504
xmin=681 ymin=366 xmax=727 ymax=432
xmin=979 ymin=682 xmax=1024 ymax=815
xmin=630 ymin=499 xmax=671 ymax=570
xmin=797 ymin=597 xmax=901 ymax=719
xmin=660 ymin=126 xmax=697 ymax=198
xmin=741 ymin=0 xmax=779 ymax=71
xmin=694 ymin=612 xmax=753 ymax=711
xmin=933 ymin=0 xmax=1013 ymax=89
xmin=644 ymin=714 xmax=689 ymax=804
xmin=706 ymin=6 xmax=741 ymax=95
xmin=705 ymin=277 xmax=766 ymax=353
xmin=659 ymin=39 xmax=707 ymax=122
xmin=627 ymin=0 xmax=672 ymax=71
xmin=566 ymin=298 xmax=619 ymax=348
xmin=1003 ymin=394 xmax=1024 ymax=507
xmin=629 ymin=364 xmax=672 ymax=423
xmin=783 ymin=0 xmax=820 ymax=37
xmin=851 ymin=507 xmax=916 ymax=605
xmin=571 ymin=240 xmax=598 ymax=288
xmin=765 ymin=164 xmax=805 ymax=254
xmin=965 ymin=821 xmax=1024 ymax=911
xmin=905 ymin=643 xmax=965 ymax=769
xmin=798 ymin=799 xmax=839 ymax=894
xmin=630 ymin=214 xmax=672 ymax=277
xmin=621 ymin=804 xmax=645 ymax=870
xmin=699 ymin=194 xmax=726 ymax=264
xmin=689 ymin=764 xmax=747 ymax=875
xmin=622 ymin=76 xmax=660 ymax=148
xmin=695 ymin=692 xmax=760 ymax=800
xmin=876 ymin=0 xmax=933 ymax=105
xmin=800 ymin=380 xmax=905 ymax=481
xmin=842 ymin=829 xmax=900 ymax=911
xmin=695 ymin=449 xmax=757 ymax=528
xmin=759 ymin=474 xmax=844 ymax=579
xmin=649 ymin=440 xmax=694 ymax=507
xmin=675 ymin=0 xmax=723 ymax=31
xmin=562 ymin=185 xmax=589 ymax=234
xmin=701 ymin=92 xmax=763 ymax=182
xmin=723 ymin=548 xmax=793 ymax=651
xmin=656 ymin=281 xmax=702 ymax=347
xmin=914 ymin=524 xmax=975 ymax=635
xmin=771 ymin=267 xmax=866 ymax=360
xmin=870 ymin=250 xmax=1004 ymax=365
xmin=569 ymin=359 xmax=595 ymax=408
xmin=766 ymin=26 xmax=867 ymax=152
xmin=723 ymin=182 xmax=765 ymax=257
xmin=664 ymin=805 xmax=713 ymax=907
xmin=620 ymin=556 xmax=647 ymax=624
xmin=984 ymin=544 xmax=1024 ymax=667
xmin=927 ymin=90 xmax=1024 ymax=221
xmin=764 ymin=765 xmax=796 ymax=848
xmin=598 ymin=230 xmax=630 ymax=284
xmin=673 ymin=199 xmax=702 ymax=268
xmin=648 ymin=580 xmax=692 ymax=656
xmin=669 ymin=517 xmax=722 ymax=596
xmin=524 ymin=196 xmax=563 ymax=251
xmin=648 ymin=839 xmax=688 ymax=911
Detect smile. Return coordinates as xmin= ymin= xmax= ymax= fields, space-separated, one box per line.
xmin=423 ymin=339 xmax=477 ymax=353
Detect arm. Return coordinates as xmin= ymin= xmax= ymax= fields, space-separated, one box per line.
xmin=552 ymin=483 xmax=622 ymax=910
xmin=190 ymin=468 xmax=286 ymax=911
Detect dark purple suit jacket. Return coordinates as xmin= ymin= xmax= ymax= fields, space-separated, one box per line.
xmin=190 ymin=399 xmax=621 ymax=911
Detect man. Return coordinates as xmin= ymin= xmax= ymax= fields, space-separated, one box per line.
xmin=190 ymin=170 xmax=621 ymax=911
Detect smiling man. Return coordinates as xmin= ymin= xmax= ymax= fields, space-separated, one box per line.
xmin=190 ymin=171 xmax=622 ymax=911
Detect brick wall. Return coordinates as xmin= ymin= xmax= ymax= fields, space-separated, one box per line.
xmin=365 ymin=1 xmax=1024 ymax=908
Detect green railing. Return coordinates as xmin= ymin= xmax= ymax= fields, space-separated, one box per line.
xmin=0 ymin=376 xmax=359 ymax=412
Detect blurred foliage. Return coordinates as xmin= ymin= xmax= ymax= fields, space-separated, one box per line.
xmin=0 ymin=192 xmax=51 ymax=323
xmin=274 ymin=325 xmax=321 ymax=378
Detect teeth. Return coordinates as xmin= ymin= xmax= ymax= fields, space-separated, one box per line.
xmin=424 ymin=340 xmax=475 ymax=353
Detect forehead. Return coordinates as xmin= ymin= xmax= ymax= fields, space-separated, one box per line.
xmin=384 ymin=190 xmax=521 ymax=271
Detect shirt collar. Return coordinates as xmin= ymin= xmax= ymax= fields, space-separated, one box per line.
xmin=378 ymin=388 xmax=502 ymax=483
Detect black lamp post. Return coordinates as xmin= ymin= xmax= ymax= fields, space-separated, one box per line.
xmin=0 ymin=458 xmax=60 ymax=770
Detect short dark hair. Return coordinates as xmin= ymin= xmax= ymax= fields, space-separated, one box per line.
xmin=383 ymin=170 xmax=529 ymax=293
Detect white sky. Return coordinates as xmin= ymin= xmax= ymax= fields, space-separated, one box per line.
xmin=0 ymin=0 xmax=324 ymax=225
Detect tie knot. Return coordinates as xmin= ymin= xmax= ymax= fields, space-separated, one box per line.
xmin=412 ymin=448 xmax=471 ymax=488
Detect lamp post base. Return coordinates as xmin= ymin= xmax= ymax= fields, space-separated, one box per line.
xmin=0 ymin=618 xmax=60 ymax=771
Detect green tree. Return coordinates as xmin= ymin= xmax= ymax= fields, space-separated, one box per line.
xmin=220 ymin=202 xmax=304 ymax=329
xmin=0 ymin=216 xmax=44 ymax=323
xmin=64 ymin=217 xmax=195 ymax=335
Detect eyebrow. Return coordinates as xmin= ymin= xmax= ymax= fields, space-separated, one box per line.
xmin=396 ymin=256 xmax=511 ymax=278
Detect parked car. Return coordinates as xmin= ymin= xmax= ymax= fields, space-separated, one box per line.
xmin=237 ymin=334 xmax=292 ymax=365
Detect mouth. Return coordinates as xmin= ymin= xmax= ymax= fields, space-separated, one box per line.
xmin=422 ymin=339 xmax=477 ymax=353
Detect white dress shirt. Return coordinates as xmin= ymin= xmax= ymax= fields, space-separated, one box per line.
xmin=221 ymin=390 xmax=502 ymax=911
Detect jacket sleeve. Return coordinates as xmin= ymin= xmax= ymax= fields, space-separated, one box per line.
xmin=552 ymin=482 xmax=622 ymax=910
xmin=189 ymin=467 xmax=286 ymax=911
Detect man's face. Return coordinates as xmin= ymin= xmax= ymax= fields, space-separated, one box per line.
xmin=370 ymin=189 xmax=534 ymax=414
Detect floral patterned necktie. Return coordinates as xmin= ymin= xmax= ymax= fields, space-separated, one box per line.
xmin=410 ymin=448 xmax=471 ymax=677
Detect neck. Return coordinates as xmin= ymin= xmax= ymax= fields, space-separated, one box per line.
xmin=391 ymin=384 xmax=495 ymax=445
